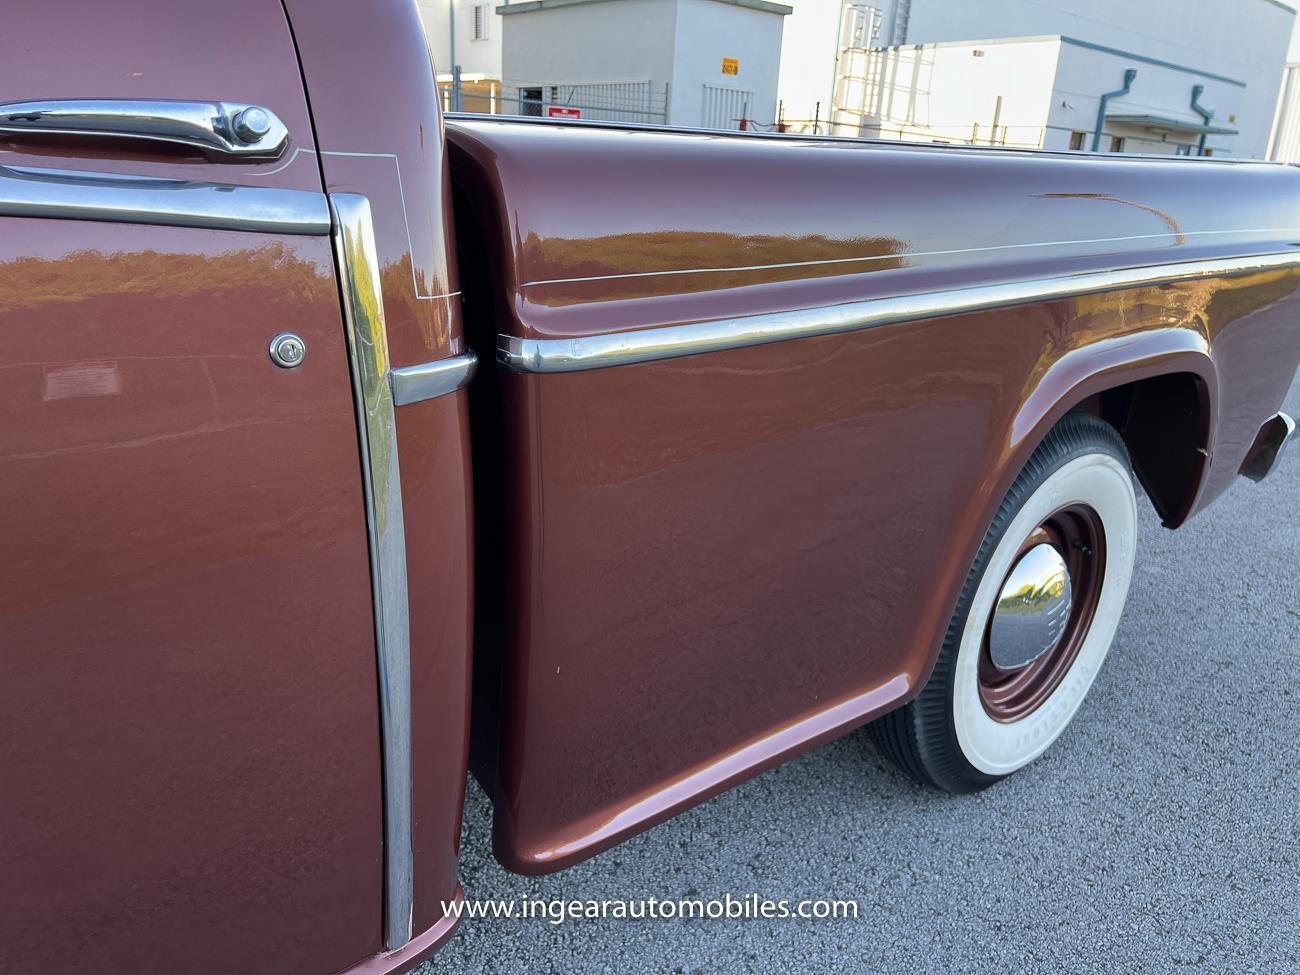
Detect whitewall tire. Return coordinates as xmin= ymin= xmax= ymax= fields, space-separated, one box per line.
xmin=870 ymin=413 xmax=1139 ymax=792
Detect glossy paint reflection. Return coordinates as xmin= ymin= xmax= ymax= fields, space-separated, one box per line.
xmin=0 ymin=221 xmax=383 ymax=974
xmin=494 ymin=273 xmax=1300 ymax=872
xmin=283 ymin=0 xmax=463 ymax=369
xmin=0 ymin=0 xmax=322 ymax=191
xmin=447 ymin=118 xmax=1300 ymax=342
xmin=282 ymin=0 xmax=474 ymax=940
xmin=448 ymin=119 xmax=1300 ymax=874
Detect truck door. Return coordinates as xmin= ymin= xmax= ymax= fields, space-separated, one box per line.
xmin=0 ymin=4 xmax=384 ymax=973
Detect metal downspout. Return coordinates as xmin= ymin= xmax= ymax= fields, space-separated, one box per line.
xmin=893 ymin=0 xmax=911 ymax=45
xmin=1092 ymin=68 xmax=1137 ymax=151
xmin=1191 ymin=84 xmax=1214 ymax=155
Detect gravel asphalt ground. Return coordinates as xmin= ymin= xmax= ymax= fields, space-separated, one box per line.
xmin=420 ymin=376 xmax=1300 ymax=975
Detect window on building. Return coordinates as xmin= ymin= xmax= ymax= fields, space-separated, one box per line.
xmin=473 ymin=3 xmax=489 ymax=40
xmin=1069 ymin=131 xmax=1086 ymax=150
xmin=1109 ymin=136 xmax=1125 ymax=153
xmin=520 ymin=87 xmax=543 ymax=117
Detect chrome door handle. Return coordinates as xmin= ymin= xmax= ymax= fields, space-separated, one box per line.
xmin=0 ymin=99 xmax=289 ymax=160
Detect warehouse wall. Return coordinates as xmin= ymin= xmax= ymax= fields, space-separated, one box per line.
xmin=778 ymin=0 xmax=1292 ymax=154
xmin=500 ymin=0 xmax=679 ymax=86
xmin=1268 ymin=63 xmax=1300 ymax=160
xmin=499 ymin=0 xmax=785 ymax=127
xmin=905 ymin=0 xmax=1294 ymax=157
xmin=1047 ymin=40 xmax=1246 ymax=154
xmin=672 ymin=0 xmax=785 ymax=127
xmin=418 ymin=0 xmax=505 ymax=77
xmin=837 ymin=37 xmax=1060 ymax=145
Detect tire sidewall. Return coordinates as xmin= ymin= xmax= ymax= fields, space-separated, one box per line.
xmin=952 ymin=450 xmax=1138 ymax=776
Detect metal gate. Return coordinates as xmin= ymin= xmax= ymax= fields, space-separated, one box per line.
xmin=701 ymin=84 xmax=755 ymax=130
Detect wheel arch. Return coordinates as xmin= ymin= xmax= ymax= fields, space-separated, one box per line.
xmin=904 ymin=328 xmax=1217 ymax=716
xmin=1009 ymin=329 xmax=1217 ymax=529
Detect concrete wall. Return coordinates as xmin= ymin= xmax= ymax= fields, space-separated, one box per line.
xmin=672 ymin=0 xmax=785 ymax=126
xmin=904 ymin=0 xmax=1294 ymax=157
xmin=777 ymin=0 xmax=1293 ymax=154
xmin=499 ymin=0 xmax=786 ymax=127
xmin=1046 ymin=39 xmax=1246 ymax=154
xmin=778 ymin=0 xmax=910 ymax=132
xmin=777 ymin=0 xmax=852 ymax=130
xmin=837 ymin=37 xmax=1060 ymax=145
xmin=500 ymin=0 xmax=678 ymax=85
xmin=1268 ymin=63 xmax=1300 ymax=160
xmin=418 ymin=0 xmax=505 ymax=77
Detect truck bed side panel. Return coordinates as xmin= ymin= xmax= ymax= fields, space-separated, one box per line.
xmin=447 ymin=119 xmax=1300 ymax=872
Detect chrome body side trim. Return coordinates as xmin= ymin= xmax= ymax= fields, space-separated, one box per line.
xmin=498 ymin=252 xmax=1300 ymax=374
xmin=0 ymin=98 xmax=289 ymax=159
xmin=391 ymin=352 xmax=478 ymax=407
xmin=330 ymin=193 xmax=413 ymax=949
xmin=0 ymin=164 xmax=330 ymax=234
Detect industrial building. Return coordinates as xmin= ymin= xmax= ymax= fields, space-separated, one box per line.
xmin=1269 ymin=62 xmax=1300 ymax=161
xmin=419 ymin=0 xmax=791 ymax=125
xmin=828 ymin=34 xmax=1248 ymax=155
xmin=418 ymin=0 xmax=1296 ymax=155
xmin=418 ymin=0 xmax=503 ymax=77
xmin=490 ymin=0 xmax=790 ymax=127
xmin=777 ymin=0 xmax=1294 ymax=156
xmin=417 ymin=0 xmax=505 ymax=113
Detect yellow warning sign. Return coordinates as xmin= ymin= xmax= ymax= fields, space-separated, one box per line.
xmin=722 ymin=58 xmax=739 ymax=75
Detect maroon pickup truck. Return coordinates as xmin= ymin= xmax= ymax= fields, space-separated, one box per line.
xmin=3 ymin=1 xmax=1298 ymax=972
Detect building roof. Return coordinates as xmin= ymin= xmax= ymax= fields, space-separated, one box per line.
xmin=1107 ymin=113 xmax=1239 ymax=136
xmin=498 ymin=0 xmax=792 ymax=15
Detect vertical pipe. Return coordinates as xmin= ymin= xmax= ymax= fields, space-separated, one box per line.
xmin=1092 ymin=68 xmax=1137 ymax=151
xmin=828 ymin=0 xmax=849 ymax=137
xmin=905 ymin=41 xmax=922 ymax=124
xmin=448 ymin=0 xmax=457 ymax=94
xmin=895 ymin=0 xmax=911 ymax=44
xmin=1190 ymin=84 xmax=1214 ymax=156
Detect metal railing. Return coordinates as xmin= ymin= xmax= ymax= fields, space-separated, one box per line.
xmin=856 ymin=120 xmax=1046 ymax=147
xmin=439 ymin=75 xmax=669 ymax=125
xmin=701 ymin=84 xmax=755 ymax=131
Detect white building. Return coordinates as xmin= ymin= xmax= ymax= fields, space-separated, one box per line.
xmin=417 ymin=0 xmax=507 ymax=114
xmin=1267 ymin=25 xmax=1300 ymax=160
xmin=1270 ymin=62 xmax=1300 ymax=161
xmin=778 ymin=0 xmax=1295 ymax=157
xmin=419 ymin=0 xmax=504 ymax=78
xmin=495 ymin=0 xmax=791 ymax=128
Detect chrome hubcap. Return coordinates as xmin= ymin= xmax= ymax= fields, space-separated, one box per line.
xmin=988 ymin=543 xmax=1073 ymax=671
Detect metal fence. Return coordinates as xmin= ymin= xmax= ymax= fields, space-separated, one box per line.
xmin=853 ymin=121 xmax=1047 ymax=147
xmin=440 ymin=74 xmax=669 ymax=125
xmin=701 ymin=84 xmax=756 ymax=131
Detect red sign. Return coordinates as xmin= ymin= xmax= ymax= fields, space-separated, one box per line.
xmin=546 ymin=105 xmax=582 ymax=119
